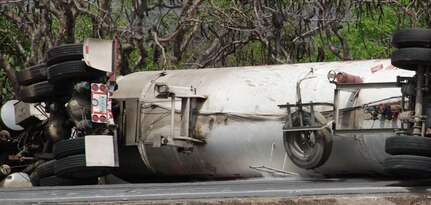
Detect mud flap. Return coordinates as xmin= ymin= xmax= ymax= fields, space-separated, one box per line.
xmin=83 ymin=38 xmax=117 ymax=74
xmin=85 ymin=135 xmax=119 ymax=167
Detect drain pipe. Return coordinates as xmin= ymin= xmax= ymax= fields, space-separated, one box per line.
xmin=413 ymin=65 xmax=425 ymax=136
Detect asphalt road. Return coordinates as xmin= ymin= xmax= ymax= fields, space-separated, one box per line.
xmin=1 ymin=177 xmax=431 ymax=204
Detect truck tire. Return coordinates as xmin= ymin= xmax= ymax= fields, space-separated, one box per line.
xmin=47 ymin=44 xmax=83 ymax=67
xmin=391 ymin=47 xmax=431 ymax=70
xmin=385 ymin=136 xmax=431 ymax=157
xmin=39 ymin=175 xmax=98 ymax=186
xmin=47 ymin=61 xmax=105 ymax=84
xmin=54 ymin=138 xmax=85 ymax=159
xmin=384 ymin=155 xmax=431 ymax=178
xmin=17 ymin=64 xmax=47 ymax=86
xmin=34 ymin=160 xmax=55 ymax=178
xmin=30 ymin=160 xmax=55 ymax=186
xmin=392 ymin=29 xmax=431 ymax=48
xmin=283 ymin=111 xmax=332 ymax=170
xmin=54 ymin=154 xmax=110 ymax=179
xmin=20 ymin=81 xmax=54 ymax=103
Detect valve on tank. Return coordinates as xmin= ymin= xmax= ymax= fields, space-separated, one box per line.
xmin=363 ymin=103 xmax=401 ymax=124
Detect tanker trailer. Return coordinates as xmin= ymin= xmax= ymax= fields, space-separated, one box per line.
xmin=112 ymin=59 xmax=414 ymax=179
xmin=0 ymin=38 xmax=416 ymax=186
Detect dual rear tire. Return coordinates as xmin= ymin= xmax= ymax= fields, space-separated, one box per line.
xmin=31 ymin=137 xmax=110 ymax=186
xmin=25 ymin=44 xmax=110 ymax=186
xmin=384 ymin=136 xmax=431 ymax=178
xmin=30 ymin=160 xmax=97 ymax=186
xmin=18 ymin=44 xmax=104 ymax=103
xmin=384 ymin=29 xmax=431 ymax=178
xmin=53 ymin=138 xmax=110 ymax=180
xmin=391 ymin=29 xmax=431 ymax=71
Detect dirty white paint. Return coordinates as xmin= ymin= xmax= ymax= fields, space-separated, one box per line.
xmin=113 ymin=59 xmax=414 ymax=178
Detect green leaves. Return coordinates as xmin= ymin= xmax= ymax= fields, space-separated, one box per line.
xmin=302 ymin=3 xmax=428 ymax=62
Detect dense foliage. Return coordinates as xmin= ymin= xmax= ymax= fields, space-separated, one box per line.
xmin=0 ymin=0 xmax=430 ymax=104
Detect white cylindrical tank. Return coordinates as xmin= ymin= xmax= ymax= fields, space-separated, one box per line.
xmin=113 ymin=59 xmax=414 ymax=178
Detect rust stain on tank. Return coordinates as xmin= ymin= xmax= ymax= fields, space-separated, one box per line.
xmin=193 ymin=124 xmax=204 ymax=139
xmin=204 ymin=162 xmax=217 ymax=173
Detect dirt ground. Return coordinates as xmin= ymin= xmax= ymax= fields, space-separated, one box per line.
xmin=88 ymin=193 xmax=431 ymax=205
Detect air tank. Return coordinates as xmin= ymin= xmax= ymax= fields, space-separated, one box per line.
xmin=113 ymin=59 xmax=414 ymax=178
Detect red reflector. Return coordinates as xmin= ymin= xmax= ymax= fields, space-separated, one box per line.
xmin=92 ymin=115 xmax=99 ymax=122
xmin=91 ymin=84 xmax=99 ymax=91
xmin=100 ymin=85 xmax=107 ymax=92
xmin=99 ymin=115 xmax=106 ymax=123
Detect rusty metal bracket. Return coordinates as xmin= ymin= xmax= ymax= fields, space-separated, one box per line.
xmin=282 ymin=120 xmax=334 ymax=132
xmin=278 ymin=102 xmax=334 ymax=133
xmin=152 ymin=84 xmax=207 ymax=151
xmin=333 ymin=81 xmax=400 ymax=135
xmin=153 ymin=135 xmax=204 ymax=151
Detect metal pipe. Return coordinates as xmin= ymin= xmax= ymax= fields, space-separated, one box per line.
xmin=310 ymin=101 xmax=315 ymax=126
xmin=268 ymin=143 xmax=275 ymax=166
xmin=333 ymin=89 xmax=340 ymax=131
xmin=286 ymin=103 xmax=292 ymax=128
xmin=413 ymin=66 xmax=425 ymax=136
xmin=171 ymin=95 xmax=175 ymax=138
xmin=296 ymin=69 xmax=315 ymax=127
xmin=401 ymin=96 xmax=405 ymax=130
xmin=296 ymin=78 xmax=304 ymax=127
xmin=282 ymin=153 xmax=287 ymax=171
xmin=180 ymin=98 xmax=190 ymax=137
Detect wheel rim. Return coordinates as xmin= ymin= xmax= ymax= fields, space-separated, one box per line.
xmin=290 ymin=131 xmax=316 ymax=159
xmin=283 ymin=111 xmax=332 ymax=169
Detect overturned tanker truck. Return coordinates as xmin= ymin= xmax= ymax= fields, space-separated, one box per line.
xmin=0 ymin=29 xmax=430 ymax=186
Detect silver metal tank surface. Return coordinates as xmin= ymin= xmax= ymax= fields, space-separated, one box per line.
xmin=113 ymin=59 xmax=414 ymax=178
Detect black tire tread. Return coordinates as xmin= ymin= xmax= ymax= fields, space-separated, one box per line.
xmin=384 ymin=155 xmax=431 ymax=178
xmin=283 ymin=111 xmax=332 ymax=169
xmin=47 ymin=44 xmax=83 ymax=66
xmin=30 ymin=160 xmax=55 ymax=186
xmin=392 ymin=29 xmax=431 ymax=48
xmin=385 ymin=136 xmax=431 ymax=157
xmin=39 ymin=175 xmax=98 ymax=186
xmin=391 ymin=47 xmax=431 ymax=71
xmin=48 ymin=60 xmax=105 ymax=83
xmin=35 ymin=160 xmax=55 ymax=178
xmin=54 ymin=138 xmax=85 ymax=159
xmin=54 ymin=154 xmax=110 ymax=179
xmin=29 ymin=173 xmax=39 ymax=186
xmin=17 ymin=64 xmax=48 ymax=86
xmin=20 ymin=81 xmax=54 ymax=103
